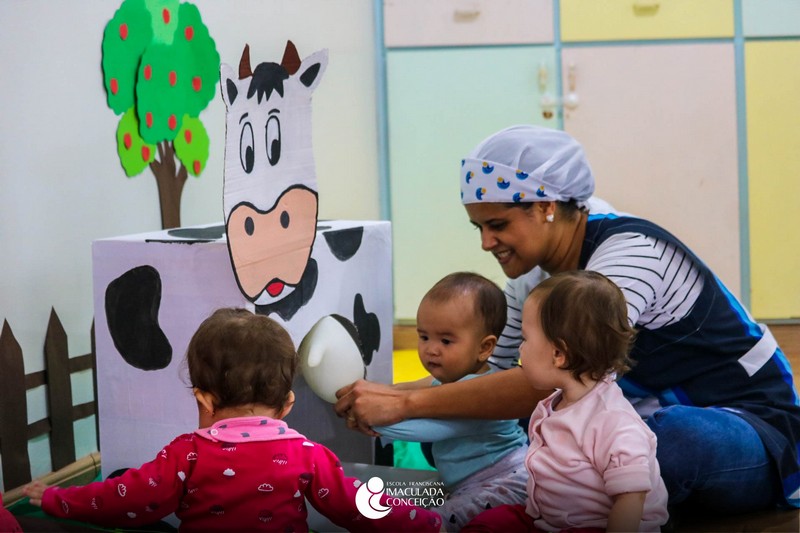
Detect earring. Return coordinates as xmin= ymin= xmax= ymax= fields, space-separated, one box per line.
xmin=546 ymin=213 xmax=554 ymax=223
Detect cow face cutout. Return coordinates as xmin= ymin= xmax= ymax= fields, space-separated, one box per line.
xmin=220 ymin=42 xmax=328 ymax=304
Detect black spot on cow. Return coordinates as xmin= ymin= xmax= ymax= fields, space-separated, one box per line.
xmin=322 ymin=226 xmax=363 ymax=261
xmin=327 ymin=314 xmax=367 ymax=378
xmin=167 ymin=225 xmax=225 ymax=240
xmin=105 ymin=265 xmax=172 ymax=370
xmin=248 ymin=62 xmax=289 ymax=102
xmin=106 ymin=468 xmax=130 ymax=479
xmin=353 ymin=293 xmax=380 ymax=365
xmin=299 ymin=62 xmax=321 ymax=88
xmin=256 ymin=259 xmax=318 ymax=321
xmin=225 ymin=78 xmax=238 ymax=105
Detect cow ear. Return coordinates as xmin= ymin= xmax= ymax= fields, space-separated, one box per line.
xmin=219 ymin=63 xmax=239 ymax=108
xmin=297 ymin=48 xmax=328 ymax=92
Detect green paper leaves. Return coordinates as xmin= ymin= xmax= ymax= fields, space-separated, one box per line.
xmin=102 ymin=0 xmax=152 ymax=115
xmin=117 ymin=108 xmax=156 ymax=177
xmin=144 ymin=0 xmax=180 ymax=45
xmin=174 ymin=116 xmax=209 ymax=177
xmin=102 ymin=0 xmax=219 ymax=176
xmin=175 ymin=3 xmax=220 ymax=116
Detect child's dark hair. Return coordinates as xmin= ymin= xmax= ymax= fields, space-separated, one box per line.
xmin=529 ymin=271 xmax=634 ymax=381
xmin=423 ymin=272 xmax=506 ymax=338
xmin=186 ymin=308 xmax=297 ymax=411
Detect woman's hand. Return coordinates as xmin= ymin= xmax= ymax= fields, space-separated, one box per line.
xmin=336 ymin=368 xmax=546 ymax=435
xmin=22 ymin=480 xmax=48 ymax=507
xmin=335 ymin=380 xmax=410 ymax=435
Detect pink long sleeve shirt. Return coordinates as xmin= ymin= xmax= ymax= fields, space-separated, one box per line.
xmin=41 ymin=417 xmax=442 ymax=532
xmin=525 ymin=378 xmax=669 ymax=532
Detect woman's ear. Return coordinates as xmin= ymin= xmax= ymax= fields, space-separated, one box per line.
xmin=553 ymin=349 xmax=567 ymax=369
xmin=478 ymin=335 xmax=497 ymax=362
xmin=277 ymin=390 xmax=296 ymax=419
xmin=537 ymin=201 xmax=557 ymax=221
xmin=194 ymin=388 xmax=217 ymax=415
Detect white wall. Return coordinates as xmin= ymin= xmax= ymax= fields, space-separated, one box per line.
xmin=0 ymin=0 xmax=380 ymax=487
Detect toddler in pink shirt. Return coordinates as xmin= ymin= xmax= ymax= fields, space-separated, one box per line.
xmin=23 ymin=308 xmax=442 ymax=532
xmin=464 ymin=271 xmax=668 ymax=532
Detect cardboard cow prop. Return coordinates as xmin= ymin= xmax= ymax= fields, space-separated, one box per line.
xmin=219 ymin=42 xmax=379 ymax=397
xmin=93 ymin=42 xmax=392 ymax=478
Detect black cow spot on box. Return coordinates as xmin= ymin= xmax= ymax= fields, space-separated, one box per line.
xmin=322 ymin=227 xmax=363 ymax=261
xmin=105 ymin=265 xmax=172 ymax=370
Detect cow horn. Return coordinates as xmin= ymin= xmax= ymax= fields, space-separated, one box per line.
xmin=281 ymin=40 xmax=301 ymax=75
xmin=239 ymin=44 xmax=253 ymax=79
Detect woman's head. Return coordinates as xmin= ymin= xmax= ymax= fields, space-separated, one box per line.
xmin=461 ymin=126 xmax=595 ymax=278
xmin=460 ymin=125 xmax=594 ymax=207
xmin=520 ymin=271 xmax=634 ymax=385
xmin=416 ymin=272 xmax=506 ymax=383
xmin=186 ymin=308 xmax=297 ymax=412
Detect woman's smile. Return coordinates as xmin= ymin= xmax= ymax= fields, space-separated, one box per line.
xmin=493 ymin=249 xmax=516 ymax=269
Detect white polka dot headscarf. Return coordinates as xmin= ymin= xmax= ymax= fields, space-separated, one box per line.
xmin=460 ymin=125 xmax=595 ymax=207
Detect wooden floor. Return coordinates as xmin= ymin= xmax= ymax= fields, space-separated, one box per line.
xmin=772 ymin=323 xmax=800 ymax=381
xmin=674 ymin=507 xmax=799 ymax=532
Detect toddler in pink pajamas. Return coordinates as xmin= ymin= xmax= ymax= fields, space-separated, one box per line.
xmin=24 ymin=308 xmax=443 ymax=532
xmin=464 ymin=271 xmax=669 ymax=532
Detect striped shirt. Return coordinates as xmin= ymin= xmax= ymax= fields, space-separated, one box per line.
xmin=492 ymin=211 xmax=800 ymax=506
xmin=492 ymin=235 xmax=703 ymax=371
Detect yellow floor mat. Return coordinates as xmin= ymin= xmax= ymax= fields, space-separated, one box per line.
xmin=392 ymin=349 xmax=427 ymax=383
xmin=390 ymin=349 xmax=436 ymax=471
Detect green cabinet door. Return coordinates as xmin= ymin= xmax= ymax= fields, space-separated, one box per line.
xmin=387 ymin=46 xmax=556 ymax=320
xmin=742 ymin=0 xmax=800 ymax=37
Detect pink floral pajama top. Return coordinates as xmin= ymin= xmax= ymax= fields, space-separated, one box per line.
xmin=41 ymin=416 xmax=443 ymax=532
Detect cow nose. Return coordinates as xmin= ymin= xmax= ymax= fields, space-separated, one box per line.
xmin=245 ymin=216 xmax=255 ymax=236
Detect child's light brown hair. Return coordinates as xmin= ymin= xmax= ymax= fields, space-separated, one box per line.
xmin=529 ymin=270 xmax=634 ymax=381
xmin=186 ymin=308 xmax=297 ymax=411
xmin=423 ymin=272 xmax=506 ymax=338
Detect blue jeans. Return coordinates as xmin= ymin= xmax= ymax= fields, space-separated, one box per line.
xmin=647 ymin=405 xmax=780 ymax=514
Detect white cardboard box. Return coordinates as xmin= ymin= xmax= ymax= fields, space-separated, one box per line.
xmin=92 ymin=220 xmax=393 ymax=477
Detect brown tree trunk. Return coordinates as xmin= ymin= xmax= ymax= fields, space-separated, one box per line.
xmin=150 ymin=141 xmax=188 ymax=229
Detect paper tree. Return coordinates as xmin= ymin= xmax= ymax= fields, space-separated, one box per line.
xmin=102 ymin=0 xmax=220 ymax=229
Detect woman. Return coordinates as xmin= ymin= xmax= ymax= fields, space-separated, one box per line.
xmin=336 ymin=125 xmax=800 ymax=514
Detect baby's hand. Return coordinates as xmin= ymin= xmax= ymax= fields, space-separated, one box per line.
xmin=22 ymin=480 xmax=48 ymax=507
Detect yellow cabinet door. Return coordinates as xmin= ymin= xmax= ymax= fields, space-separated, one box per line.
xmin=561 ymin=0 xmax=734 ymax=42
xmin=562 ymin=43 xmax=741 ymax=296
xmin=745 ymin=41 xmax=800 ymax=319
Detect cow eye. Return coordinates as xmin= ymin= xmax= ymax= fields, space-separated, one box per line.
xmin=239 ymin=122 xmax=255 ymax=173
xmin=266 ymin=115 xmax=281 ymax=166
